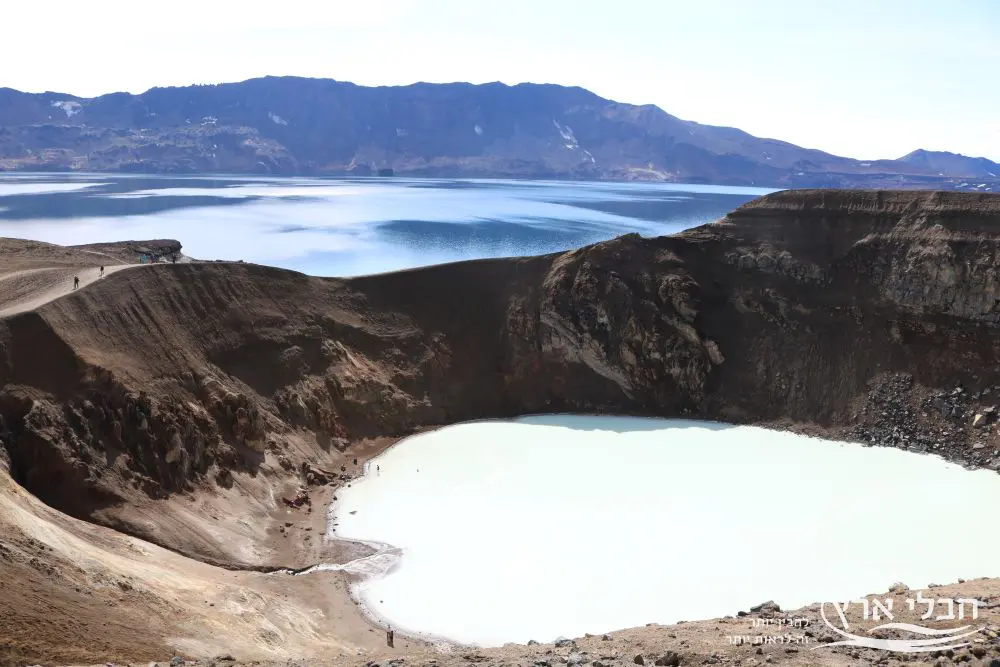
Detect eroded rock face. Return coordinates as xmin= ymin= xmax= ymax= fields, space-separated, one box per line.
xmin=3 ymin=189 xmax=1000 ymax=531
xmin=0 ymin=371 xmax=264 ymax=517
xmin=531 ymin=235 xmax=715 ymax=410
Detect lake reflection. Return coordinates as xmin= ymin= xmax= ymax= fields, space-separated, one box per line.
xmin=0 ymin=174 xmax=775 ymax=276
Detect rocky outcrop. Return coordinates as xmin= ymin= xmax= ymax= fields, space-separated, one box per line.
xmin=4 ymin=189 xmax=1000 ymax=547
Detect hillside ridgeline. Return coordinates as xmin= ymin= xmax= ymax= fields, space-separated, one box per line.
xmin=2 ymin=78 xmax=999 ymax=189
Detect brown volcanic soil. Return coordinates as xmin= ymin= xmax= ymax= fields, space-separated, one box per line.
xmin=4 ymin=190 xmax=1000 ymax=665
xmin=0 ymin=237 xmax=183 ymax=316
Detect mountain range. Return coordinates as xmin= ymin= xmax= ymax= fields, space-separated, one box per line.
xmin=0 ymin=76 xmax=997 ymax=189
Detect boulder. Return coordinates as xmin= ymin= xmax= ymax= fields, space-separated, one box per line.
xmin=750 ymin=600 xmax=781 ymax=614
xmin=654 ymin=652 xmax=681 ymax=666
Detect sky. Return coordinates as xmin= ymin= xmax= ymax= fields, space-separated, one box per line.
xmin=6 ymin=0 xmax=999 ymax=161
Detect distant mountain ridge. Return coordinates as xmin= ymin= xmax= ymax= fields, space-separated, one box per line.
xmin=898 ymin=149 xmax=1000 ymax=180
xmin=0 ymin=76 xmax=996 ymax=190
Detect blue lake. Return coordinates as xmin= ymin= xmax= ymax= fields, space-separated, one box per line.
xmin=0 ymin=174 xmax=776 ymax=276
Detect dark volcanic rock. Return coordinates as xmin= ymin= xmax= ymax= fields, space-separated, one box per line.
xmin=749 ymin=601 xmax=780 ymax=616
xmin=653 ymin=652 xmax=681 ymax=666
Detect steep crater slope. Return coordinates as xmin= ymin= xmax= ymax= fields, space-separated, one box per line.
xmin=3 ymin=190 xmax=1000 ymax=566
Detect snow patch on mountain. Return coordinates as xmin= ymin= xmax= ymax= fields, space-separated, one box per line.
xmin=51 ymin=101 xmax=81 ymax=118
xmin=553 ymin=119 xmax=579 ymax=150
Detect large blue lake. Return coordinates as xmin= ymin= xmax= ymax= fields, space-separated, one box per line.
xmin=0 ymin=174 xmax=775 ymax=276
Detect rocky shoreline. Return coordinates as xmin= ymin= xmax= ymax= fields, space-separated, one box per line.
xmin=846 ymin=373 xmax=1000 ymax=472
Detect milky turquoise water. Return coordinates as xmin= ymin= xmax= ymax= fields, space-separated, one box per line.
xmin=330 ymin=416 xmax=1000 ymax=646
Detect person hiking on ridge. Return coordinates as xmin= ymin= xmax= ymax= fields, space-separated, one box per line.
xmin=73 ymin=275 xmax=79 ymax=290
xmin=99 ymin=265 xmax=104 ymax=277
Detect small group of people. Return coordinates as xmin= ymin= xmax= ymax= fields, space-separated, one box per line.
xmin=72 ymin=266 xmax=104 ymax=291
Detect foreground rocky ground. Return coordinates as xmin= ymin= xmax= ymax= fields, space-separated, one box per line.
xmin=41 ymin=579 xmax=1000 ymax=667
xmin=4 ymin=189 xmax=1000 ymax=665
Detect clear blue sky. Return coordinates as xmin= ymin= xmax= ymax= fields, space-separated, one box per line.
xmin=9 ymin=0 xmax=999 ymax=161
